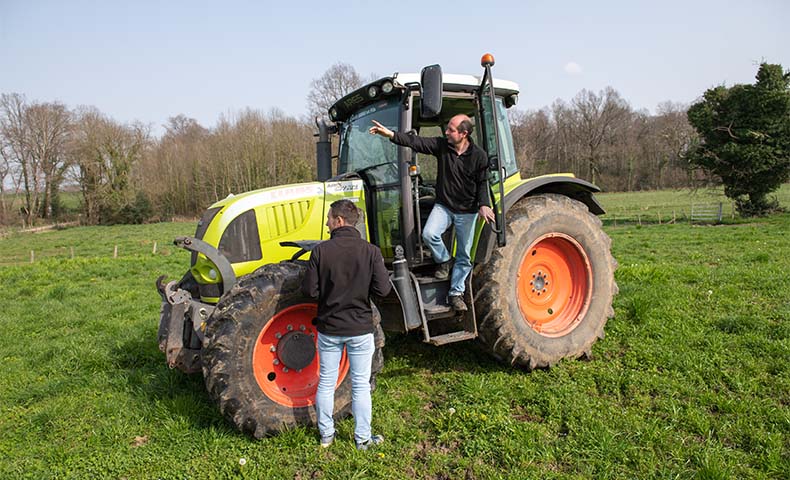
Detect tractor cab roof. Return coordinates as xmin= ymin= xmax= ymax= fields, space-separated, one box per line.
xmin=392 ymin=72 xmax=519 ymax=96
xmin=328 ymin=73 xmax=519 ymax=123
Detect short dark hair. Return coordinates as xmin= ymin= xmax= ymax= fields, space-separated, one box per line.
xmin=457 ymin=117 xmax=474 ymax=136
xmin=329 ymin=199 xmax=360 ymax=225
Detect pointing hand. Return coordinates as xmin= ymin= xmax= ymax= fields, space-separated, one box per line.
xmin=369 ymin=120 xmax=394 ymax=138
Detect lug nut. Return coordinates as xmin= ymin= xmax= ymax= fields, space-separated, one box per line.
xmin=270 ymin=346 xmax=276 ymax=352
xmin=283 ymin=367 xmax=289 ymax=373
xmin=273 ymin=359 xmax=280 ymax=365
xmin=275 ymin=333 xmax=282 ymax=339
xmin=287 ymin=325 xmax=293 ymax=331
xmin=299 ymin=325 xmax=306 ymax=331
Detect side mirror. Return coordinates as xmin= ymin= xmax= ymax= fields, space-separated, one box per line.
xmin=420 ymin=64 xmax=442 ymax=118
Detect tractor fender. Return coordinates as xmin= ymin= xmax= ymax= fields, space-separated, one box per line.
xmin=474 ymin=177 xmax=605 ymax=264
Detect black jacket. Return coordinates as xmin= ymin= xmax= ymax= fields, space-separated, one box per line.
xmin=302 ymin=226 xmax=392 ymax=336
xmin=391 ymin=131 xmax=491 ymax=214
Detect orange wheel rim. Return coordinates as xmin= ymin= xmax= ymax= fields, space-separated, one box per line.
xmin=516 ymin=234 xmax=592 ymax=337
xmin=252 ymin=303 xmax=348 ymax=407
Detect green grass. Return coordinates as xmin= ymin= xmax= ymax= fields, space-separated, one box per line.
xmin=1 ymin=191 xmax=788 ymax=478
xmin=596 ymin=183 xmax=790 ymax=225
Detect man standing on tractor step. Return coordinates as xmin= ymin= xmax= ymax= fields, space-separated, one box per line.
xmin=302 ymin=199 xmax=392 ymax=450
xmin=369 ymin=115 xmax=495 ymax=312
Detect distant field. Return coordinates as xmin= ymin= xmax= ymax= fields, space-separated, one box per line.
xmin=0 ymin=190 xmax=788 ymax=478
xmin=596 ymin=183 xmax=790 ymax=225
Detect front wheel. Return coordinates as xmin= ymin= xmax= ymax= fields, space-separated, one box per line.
xmin=201 ymin=262 xmax=384 ymax=438
xmin=474 ymin=194 xmax=618 ymax=369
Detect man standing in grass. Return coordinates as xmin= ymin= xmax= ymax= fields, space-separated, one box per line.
xmin=302 ymin=199 xmax=392 ymax=450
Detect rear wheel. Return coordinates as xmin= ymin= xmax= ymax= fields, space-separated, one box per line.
xmin=202 ymin=261 xmax=384 ymax=438
xmin=475 ymin=194 xmax=618 ymax=369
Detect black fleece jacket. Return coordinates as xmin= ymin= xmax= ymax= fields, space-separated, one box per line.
xmin=391 ymin=131 xmax=491 ymax=214
xmin=302 ymin=226 xmax=392 ymax=336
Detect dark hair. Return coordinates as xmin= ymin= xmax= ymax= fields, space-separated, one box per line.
xmin=457 ymin=117 xmax=474 ymax=136
xmin=329 ymin=199 xmax=360 ymax=225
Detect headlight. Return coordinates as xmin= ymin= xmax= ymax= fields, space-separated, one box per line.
xmin=367 ymin=85 xmax=379 ymax=98
xmin=381 ymin=81 xmax=394 ymax=94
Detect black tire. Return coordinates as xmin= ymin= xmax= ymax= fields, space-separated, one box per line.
xmin=201 ymin=261 xmax=385 ymax=438
xmin=474 ymin=194 xmax=618 ymax=369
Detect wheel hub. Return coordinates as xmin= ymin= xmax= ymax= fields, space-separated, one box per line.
xmin=516 ymin=233 xmax=592 ymax=337
xmin=277 ymin=331 xmax=316 ymax=371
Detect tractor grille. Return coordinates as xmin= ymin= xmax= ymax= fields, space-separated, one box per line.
xmin=262 ymin=200 xmax=313 ymax=238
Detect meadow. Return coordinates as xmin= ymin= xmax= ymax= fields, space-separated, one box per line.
xmin=0 ymin=188 xmax=788 ymax=479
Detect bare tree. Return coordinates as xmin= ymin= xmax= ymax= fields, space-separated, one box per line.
xmin=25 ymin=101 xmax=72 ymax=218
xmin=72 ymin=107 xmax=150 ymax=224
xmin=0 ymin=93 xmax=37 ymax=224
xmin=570 ymin=87 xmax=630 ymax=185
xmin=654 ymin=101 xmax=696 ymax=188
xmin=306 ymin=62 xmax=363 ymax=120
xmin=0 ymin=144 xmax=15 ymax=224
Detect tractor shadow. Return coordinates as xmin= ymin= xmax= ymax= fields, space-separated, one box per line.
xmin=111 ymin=333 xmax=232 ymax=434
xmin=379 ymin=330 xmax=519 ymax=379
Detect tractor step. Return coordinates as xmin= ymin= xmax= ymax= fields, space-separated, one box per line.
xmin=424 ymin=303 xmax=453 ymax=317
xmin=427 ymin=330 xmax=477 ymax=346
xmin=414 ymin=272 xmax=478 ymax=346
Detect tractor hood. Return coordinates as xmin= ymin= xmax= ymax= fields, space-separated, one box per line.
xmin=188 ymin=179 xmax=367 ymax=302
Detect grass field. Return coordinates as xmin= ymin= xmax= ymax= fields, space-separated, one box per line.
xmin=0 ymin=189 xmax=788 ymax=479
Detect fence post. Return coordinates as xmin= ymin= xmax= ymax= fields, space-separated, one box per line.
xmin=70 ymin=247 xmax=74 ymax=259
xmin=30 ymin=250 xmax=34 ymax=263
xmin=114 ymin=245 xmax=118 ymax=258
xmin=153 ymin=241 xmax=157 ymax=254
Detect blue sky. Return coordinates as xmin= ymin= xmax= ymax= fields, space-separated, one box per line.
xmin=1 ymin=0 xmax=787 ymax=133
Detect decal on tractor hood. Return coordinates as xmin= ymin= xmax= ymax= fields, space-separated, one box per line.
xmin=326 ymin=179 xmax=364 ymax=194
xmin=267 ymin=184 xmax=325 ymax=202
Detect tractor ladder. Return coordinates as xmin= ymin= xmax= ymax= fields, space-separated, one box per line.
xmin=413 ymin=274 xmax=478 ymax=346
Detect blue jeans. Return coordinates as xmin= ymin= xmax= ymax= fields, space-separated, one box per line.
xmin=315 ymin=332 xmax=375 ymax=443
xmin=422 ymin=203 xmax=477 ymax=296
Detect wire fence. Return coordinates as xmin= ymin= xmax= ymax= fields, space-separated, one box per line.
xmin=0 ymin=241 xmax=178 ymax=267
xmin=0 ymin=200 xmax=759 ymax=266
xmin=600 ymin=201 xmax=736 ymax=227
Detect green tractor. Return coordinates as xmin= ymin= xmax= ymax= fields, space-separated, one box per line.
xmin=156 ymin=54 xmax=617 ymax=438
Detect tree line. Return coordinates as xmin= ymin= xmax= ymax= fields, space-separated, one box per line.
xmin=2 ymin=62 xmax=786 ymax=225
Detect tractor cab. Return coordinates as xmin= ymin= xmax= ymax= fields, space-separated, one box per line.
xmin=323 ymin=57 xmax=520 ymax=263
xmin=320 ymin=55 xmax=521 ymax=343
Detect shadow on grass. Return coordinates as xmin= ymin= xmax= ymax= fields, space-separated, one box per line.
xmin=111 ymin=334 xmax=234 ymax=434
xmin=380 ymin=330 xmax=515 ymax=378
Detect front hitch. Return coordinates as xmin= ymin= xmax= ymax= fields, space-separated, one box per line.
xmin=156 ymin=274 xmax=212 ymax=374
xmin=155 ymin=236 xmax=236 ymax=373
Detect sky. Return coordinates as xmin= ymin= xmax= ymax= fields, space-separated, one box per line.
xmin=1 ymin=0 xmax=788 ymax=134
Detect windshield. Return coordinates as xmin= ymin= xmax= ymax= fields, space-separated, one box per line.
xmin=338 ymin=97 xmax=400 ymax=179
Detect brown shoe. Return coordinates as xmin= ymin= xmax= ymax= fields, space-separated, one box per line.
xmin=435 ymin=259 xmax=453 ymax=280
xmin=448 ymin=295 xmax=467 ymax=312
